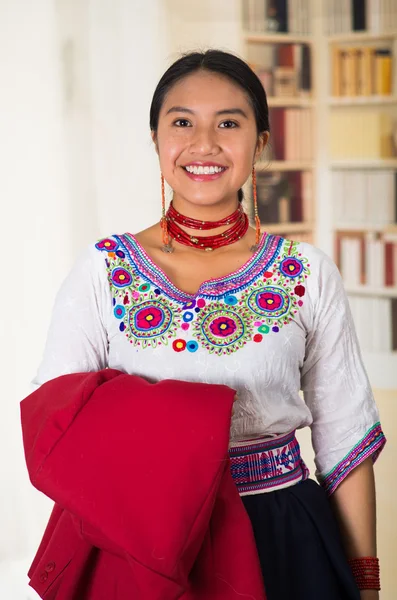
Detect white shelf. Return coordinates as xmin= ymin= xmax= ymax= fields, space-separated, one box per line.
xmin=257 ymin=160 xmax=314 ymax=171
xmin=330 ymin=159 xmax=397 ymax=169
xmin=261 ymin=222 xmax=313 ymax=234
xmin=268 ymin=96 xmax=313 ymax=107
xmin=327 ymin=31 xmax=397 ymax=43
xmin=346 ymin=285 xmax=397 ymax=298
xmin=244 ymin=32 xmax=313 ymax=45
xmin=329 ymin=96 xmax=397 ymax=106
xmin=335 ymin=223 xmax=393 ymax=233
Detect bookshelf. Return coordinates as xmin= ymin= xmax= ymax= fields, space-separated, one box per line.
xmin=241 ymin=0 xmax=397 ymax=388
xmin=242 ymin=0 xmax=316 ymax=246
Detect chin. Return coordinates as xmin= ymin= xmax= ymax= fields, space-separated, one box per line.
xmin=180 ymin=190 xmax=239 ymax=207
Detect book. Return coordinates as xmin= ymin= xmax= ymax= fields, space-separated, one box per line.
xmin=255 ymin=171 xmax=306 ymax=225
xmin=352 ymin=0 xmax=366 ymax=30
xmin=329 ymin=110 xmax=393 ymax=159
xmin=375 ymin=48 xmax=392 ymax=95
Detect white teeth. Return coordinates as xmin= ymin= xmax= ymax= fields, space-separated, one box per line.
xmin=185 ymin=165 xmax=224 ymax=175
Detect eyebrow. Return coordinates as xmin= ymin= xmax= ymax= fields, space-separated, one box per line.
xmin=166 ymin=106 xmax=249 ymax=118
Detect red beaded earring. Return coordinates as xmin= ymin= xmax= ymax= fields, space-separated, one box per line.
xmin=251 ymin=165 xmax=261 ymax=251
xmin=160 ymin=173 xmax=173 ymax=253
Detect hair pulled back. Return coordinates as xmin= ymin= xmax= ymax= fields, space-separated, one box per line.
xmin=150 ymin=50 xmax=270 ymax=202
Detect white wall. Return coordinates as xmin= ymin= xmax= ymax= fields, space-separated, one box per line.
xmin=0 ymin=0 xmax=169 ymax=593
xmin=166 ymin=0 xmax=243 ymax=57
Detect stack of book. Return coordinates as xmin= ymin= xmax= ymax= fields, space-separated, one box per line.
xmin=255 ymin=170 xmax=313 ymax=225
xmin=254 ymin=43 xmax=312 ymax=97
xmin=243 ymin=0 xmax=311 ymax=34
xmin=333 ymin=169 xmax=396 ymax=227
xmin=269 ymin=108 xmax=313 ymax=160
xmin=331 ymin=45 xmax=393 ymax=96
xmin=348 ymin=295 xmax=394 ymax=352
xmin=325 ymin=0 xmax=397 ymax=35
xmin=329 ymin=109 xmax=394 ymax=159
xmin=337 ymin=232 xmax=397 ymax=287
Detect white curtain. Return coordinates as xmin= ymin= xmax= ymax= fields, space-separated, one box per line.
xmin=0 ymin=0 xmax=168 ymax=596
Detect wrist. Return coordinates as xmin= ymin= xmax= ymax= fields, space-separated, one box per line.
xmin=348 ymin=557 xmax=380 ymax=592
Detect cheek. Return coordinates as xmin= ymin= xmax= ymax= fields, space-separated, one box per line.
xmin=157 ymin=123 xmax=187 ymax=155
xmin=226 ymin=138 xmax=256 ymax=173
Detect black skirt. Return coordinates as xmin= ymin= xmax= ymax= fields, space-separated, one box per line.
xmin=242 ymin=479 xmax=360 ymax=600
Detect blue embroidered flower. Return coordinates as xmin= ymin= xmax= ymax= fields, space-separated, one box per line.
xmin=183 ymin=311 xmax=194 ymax=323
xmin=224 ymin=295 xmax=238 ymax=306
xmin=114 ymin=305 xmax=126 ymax=319
xmin=187 ymin=341 xmax=199 ymax=353
xmin=116 ymin=250 xmax=125 ymax=259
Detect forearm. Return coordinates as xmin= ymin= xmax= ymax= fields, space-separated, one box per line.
xmin=329 ymin=457 xmax=378 ymax=599
xmin=329 ymin=456 xmax=377 ymax=558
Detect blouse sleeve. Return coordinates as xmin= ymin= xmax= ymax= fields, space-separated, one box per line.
xmin=300 ymin=248 xmax=386 ymax=496
xmin=31 ymin=244 xmax=112 ymax=390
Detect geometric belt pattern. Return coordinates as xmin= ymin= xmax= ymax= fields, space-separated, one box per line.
xmin=229 ymin=430 xmax=310 ymax=496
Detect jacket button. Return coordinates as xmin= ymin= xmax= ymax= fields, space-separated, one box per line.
xmin=45 ymin=561 xmax=56 ymax=572
xmin=39 ymin=572 xmax=48 ymax=583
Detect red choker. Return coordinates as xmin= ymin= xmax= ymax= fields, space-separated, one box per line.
xmin=162 ymin=203 xmax=249 ymax=252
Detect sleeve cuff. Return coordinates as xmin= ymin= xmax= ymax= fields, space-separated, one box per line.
xmin=320 ymin=423 xmax=386 ymax=496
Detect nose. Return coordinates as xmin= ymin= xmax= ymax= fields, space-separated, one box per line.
xmin=189 ymin=125 xmax=219 ymax=156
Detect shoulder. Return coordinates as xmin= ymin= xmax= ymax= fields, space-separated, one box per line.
xmin=271 ymin=236 xmax=340 ymax=282
xmin=68 ymin=234 xmax=131 ymax=283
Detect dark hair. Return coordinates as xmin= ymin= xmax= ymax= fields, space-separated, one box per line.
xmin=150 ymin=49 xmax=270 ymax=202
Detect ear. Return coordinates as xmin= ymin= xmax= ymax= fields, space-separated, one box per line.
xmin=151 ymin=130 xmax=159 ymax=155
xmin=255 ymin=131 xmax=269 ymax=161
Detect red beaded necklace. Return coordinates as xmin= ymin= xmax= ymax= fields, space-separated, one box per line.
xmin=163 ymin=203 xmax=249 ymax=252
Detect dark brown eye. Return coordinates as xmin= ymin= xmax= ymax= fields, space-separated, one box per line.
xmin=219 ymin=120 xmax=238 ymax=128
xmin=174 ymin=119 xmax=191 ymax=127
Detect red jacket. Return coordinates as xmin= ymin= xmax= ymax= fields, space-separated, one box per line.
xmin=21 ymin=370 xmax=266 ymax=599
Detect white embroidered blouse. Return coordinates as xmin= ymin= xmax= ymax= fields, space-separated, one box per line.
xmin=32 ymin=232 xmax=385 ymax=495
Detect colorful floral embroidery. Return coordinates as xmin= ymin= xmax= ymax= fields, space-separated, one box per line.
xmin=190 ymin=302 xmax=254 ymax=356
xmin=321 ymin=423 xmax=386 ymax=496
xmin=96 ymin=238 xmax=119 ymax=252
xmin=95 ymin=233 xmax=311 ymax=354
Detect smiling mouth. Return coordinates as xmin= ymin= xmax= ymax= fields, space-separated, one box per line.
xmin=182 ymin=165 xmax=227 ymax=175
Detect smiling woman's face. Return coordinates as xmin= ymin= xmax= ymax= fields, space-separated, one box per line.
xmin=154 ymin=70 xmax=266 ymax=209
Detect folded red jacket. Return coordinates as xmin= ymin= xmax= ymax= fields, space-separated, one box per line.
xmin=21 ymin=370 xmax=266 ymax=599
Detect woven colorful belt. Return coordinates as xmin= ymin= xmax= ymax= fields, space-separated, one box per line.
xmin=229 ymin=430 xmax=310 ymax=496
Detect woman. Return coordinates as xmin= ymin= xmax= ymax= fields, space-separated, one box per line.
xmin=32 ymin=50 xmax=385 ymax=600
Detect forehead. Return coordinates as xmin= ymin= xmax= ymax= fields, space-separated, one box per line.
xmin=160 ymin=70 xmax=254 ymax=115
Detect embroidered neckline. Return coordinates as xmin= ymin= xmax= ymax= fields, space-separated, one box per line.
xmin=118 ymin=231 xmax=282 ymax=302
xmin=95 ymin=234 xmax=311 ymax=354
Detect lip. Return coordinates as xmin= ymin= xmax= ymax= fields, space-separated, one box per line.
xmin=182 ymin=161 xmax=228 ymax=168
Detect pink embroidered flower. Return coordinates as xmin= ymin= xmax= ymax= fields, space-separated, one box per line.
xmin=210 ymin=316 xmax=237 ymax=337
xmin=112 ymin=268 xmax=132 ymax=287
xmin=257 ymin=291 xmax=283 ymax=312
xmin=136 ymin=306 xmax=164 ymax=330
xmin=280 ymin=257 xmax=303 ymax=278
xmin=96 ymin=238 xmax=118 ymax=252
